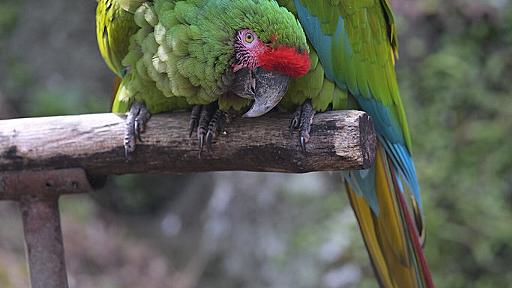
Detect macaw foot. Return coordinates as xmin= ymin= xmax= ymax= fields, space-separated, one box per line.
xmin=290 ymin=99 xmax=316 ymax=152
xmin=124 ymin=102 xmax=151 ymax=158
xmin=189 ymin=103 xmax=226 ymax=154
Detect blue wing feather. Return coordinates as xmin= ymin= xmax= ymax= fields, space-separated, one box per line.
xmin=293 ymin=0 xmax=422 ymax=212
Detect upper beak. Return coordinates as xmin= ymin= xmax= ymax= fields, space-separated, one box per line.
xmin=230 ymin=67 xmax=290 ymax=118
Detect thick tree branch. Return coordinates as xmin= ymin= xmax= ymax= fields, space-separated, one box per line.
xmin=0 ymin=111 xmax=376 ymax=175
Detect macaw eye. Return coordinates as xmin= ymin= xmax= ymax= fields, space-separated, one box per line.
xmin=244 ymin=32 xmax=255 ymax=43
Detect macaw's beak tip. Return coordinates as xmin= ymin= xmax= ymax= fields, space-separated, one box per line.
xmin=241 ymin=68 xmax=290 ymax=118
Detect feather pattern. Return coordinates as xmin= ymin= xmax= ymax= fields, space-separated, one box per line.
xmin=96 ymin=0 xmax=141 ymax=76
xmin=98 ymin=0 xmax=309 ymax=113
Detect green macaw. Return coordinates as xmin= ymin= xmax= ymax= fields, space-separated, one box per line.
xmin=275 ymin=0 xmax=434 ymax=287
xmin=96 ymin=0 xmax=311 ymax=155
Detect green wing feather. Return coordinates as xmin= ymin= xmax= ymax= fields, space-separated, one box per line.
xmin=280 ymin=0 xmax=411 ymax=150
xmin=96 ymin=0 xmax=142 ymax=76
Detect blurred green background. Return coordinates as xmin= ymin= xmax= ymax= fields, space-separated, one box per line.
xmin=1 ymin=0 xmax=512 ymax=287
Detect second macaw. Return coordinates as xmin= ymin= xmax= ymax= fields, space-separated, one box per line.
xmin=276 ymin=0 xmax=435 ymax=287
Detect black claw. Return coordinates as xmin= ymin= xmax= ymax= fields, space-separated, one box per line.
xmin=205 ymin=110 xmax=226 ymax=151
xmin=290 ymin=106 xmax=302 ymax=130
xmin=189 ymin=105 xmax=202 ymax=138
xmin=197 ymin=105 xmax=212 ymax=154
xmin=124 ymin=104 xmax=139 ymax=158
xmin=134 ymin=124 xmax=141 ymax=142
xmin=197 ymin=104 xmax=215 ymax=155
xmin=199 ymin=133 xmax=205 ymax=154
xmin=195 ymin=103 xmax=225 ymax=154
xmin=198 ymin=105 xmax=213 ymax=133
xmin=206 ymin=130 xmax=214 ymax=151
xmin=300 ymin=128 xmax=311 ymax=153
xmin=134 ymin=106 xmax=150 ymax=142
xmin=124 ymin=102 xmax=151 ymax=159
xmin=291 ymin=117 xmax=300 ymax=130
xmin=290 ymin=100 xmax=315 ymax=153
xmin=300 ymin=136 xmax=306 ymax=153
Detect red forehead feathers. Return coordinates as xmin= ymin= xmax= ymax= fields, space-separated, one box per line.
xmin=258 ymin=45 xmax=311 ymax=78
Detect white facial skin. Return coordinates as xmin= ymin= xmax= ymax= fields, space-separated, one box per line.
xmin=232 ymin=29 xmax=267 ymax=72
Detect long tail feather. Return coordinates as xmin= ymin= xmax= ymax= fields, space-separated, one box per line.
xmin=345 ymin=144 xmax=434 ymax=288
xmin=389 ymin=157 xmax=434 ymax=287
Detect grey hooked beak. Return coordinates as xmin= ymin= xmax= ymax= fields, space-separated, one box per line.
xmin=230 ymin=67 xmax=290 ymax=118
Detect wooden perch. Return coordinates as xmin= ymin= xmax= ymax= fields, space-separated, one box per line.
xmin=0 ymin=110 xmax=376 ymax=175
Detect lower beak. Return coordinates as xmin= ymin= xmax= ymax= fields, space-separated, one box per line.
xmin=231 ymin=68 xmax=290 ymax=118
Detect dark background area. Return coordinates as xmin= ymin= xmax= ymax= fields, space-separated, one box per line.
xmin=1 ymin=0 xmax=512 ymax=287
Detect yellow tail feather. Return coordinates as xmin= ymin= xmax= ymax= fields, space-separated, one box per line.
xmin=346 ymin=144 xmax=431 ymax=288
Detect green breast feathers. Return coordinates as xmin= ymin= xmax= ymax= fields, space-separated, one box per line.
xmin=117 ymin=0 xmax=310 ymax=113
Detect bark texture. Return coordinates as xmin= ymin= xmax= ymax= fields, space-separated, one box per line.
xmin=0 ymin=111 xmax=376 ymax=174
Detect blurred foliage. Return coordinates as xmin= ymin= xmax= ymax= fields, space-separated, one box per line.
xmin=395 ymin=1 xmax=512 ymax=287
xmin=0 ymin=1 xmax=19 ymax=39
xmin=0 ymin=0 xmax=512 ymax=287
xmin=90 ymin=174 xmax=192 ymax=215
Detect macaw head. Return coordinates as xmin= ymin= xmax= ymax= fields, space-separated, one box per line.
xmin=223 ymin=1 xmax=311 ymax=117
xmin=230 ymin=28 xmax=310 ymax=117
